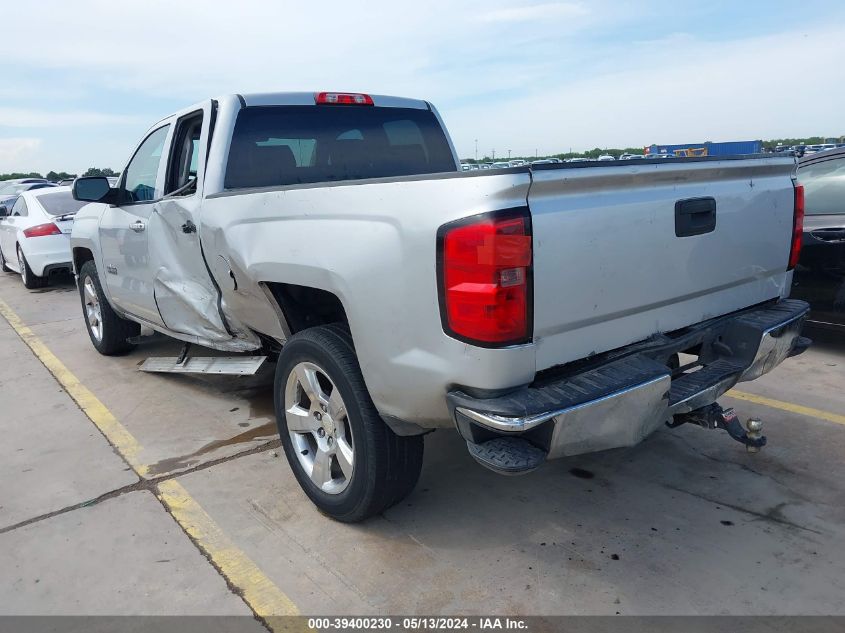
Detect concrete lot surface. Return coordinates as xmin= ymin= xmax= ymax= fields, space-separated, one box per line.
xmin=1 ymin=272 xmax=844 ymax=624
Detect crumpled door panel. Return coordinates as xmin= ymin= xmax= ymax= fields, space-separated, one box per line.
xmin=153 ymin=273 xmax=230 ymax=341
xmin=150 ymin=198 xmax=230 ymax=340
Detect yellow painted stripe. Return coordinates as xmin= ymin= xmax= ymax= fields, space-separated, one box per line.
xmin=727 ymin=389 xmax=845 ymax=427
xmin=157 ymin=479 xmax=299 ymax=616
xmin=0 ymin=298 xmax=149 ymax=477
xmin=0 ymin=297 xmax=299 ymax=621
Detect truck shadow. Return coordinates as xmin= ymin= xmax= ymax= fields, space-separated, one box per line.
xmin=28 ymin=272 xmax=77 ymax=294
xmin=251 ymin=412 xmax=845 ymax=614
xmin=804 ymin=323 xmax=845 ymax=354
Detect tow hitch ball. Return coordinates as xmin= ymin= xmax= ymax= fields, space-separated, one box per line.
xmin=668 ymin=403 xmax=766 ymax=452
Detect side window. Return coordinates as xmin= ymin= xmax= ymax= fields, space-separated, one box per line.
xmin=11 ymin=197 xmax=27 ymax=217
xmin=801 ymin=156 xmax=845 ymax=215
xmin=123 ymin=125 xmax=170 ymax=203
xmin=166 ymin=112 xmax=203 ymax=195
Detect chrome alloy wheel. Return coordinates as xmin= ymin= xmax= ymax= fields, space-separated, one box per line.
xmin=284 ymin=361 xmax=354 ymax=494
xmin=17 ymin=247 xmax=27 ymax=285
xmin=83 ymin=276 xmax=103 ymax=342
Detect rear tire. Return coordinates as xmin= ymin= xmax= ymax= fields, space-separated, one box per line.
xmin=0 ymin=246 xmax=12 ymax=273
xmin=17 ymin=245 xmax=47 ymax=289
xmin=78 ymin=260 xmax=140 ymax=355
xmin=274 ymin=324 xmax=424 ymax=522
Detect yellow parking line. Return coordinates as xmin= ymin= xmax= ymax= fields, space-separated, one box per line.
xmin=157 ymin=480 xmax=299 ymax=616
xmin=0 ymin=298 xmax=149 ymax=477
xmin=0 ymin=297 xmax=299 ymax=620
xmin=727 ymin=389 xmax=845 ymax=427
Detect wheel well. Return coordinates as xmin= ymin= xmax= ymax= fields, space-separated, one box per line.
xmin=265 ymin=283 xmax=349 ymax=335
xmin=73 ymin=248 xmax=94 ymax=274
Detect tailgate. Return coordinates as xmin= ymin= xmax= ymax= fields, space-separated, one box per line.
xmin=528 ymin=157 xmax=797 ymax=371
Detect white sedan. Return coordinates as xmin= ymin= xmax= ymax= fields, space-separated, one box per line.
xmin=0 ymin=186 xmax=85 ymax=288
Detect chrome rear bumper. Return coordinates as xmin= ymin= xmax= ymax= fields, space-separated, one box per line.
xmin=449 ymin=299 xmax=809 ymax=460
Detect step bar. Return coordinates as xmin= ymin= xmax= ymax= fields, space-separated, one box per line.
xmin=139 ymin=342 xmax=267 ymax=376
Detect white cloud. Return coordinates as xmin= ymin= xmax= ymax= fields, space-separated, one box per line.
xmin=445 ymin=24 xmax=845 ymax=157
xmin=0 ymin=108 xmax=143 ymax=128
xmin=0 ymin=138 xmax=42 ymax=172
xmin=0 ymin=0 xmax=605 ymax=101
xmin=0 ymin=1 xmax=843 ymax=170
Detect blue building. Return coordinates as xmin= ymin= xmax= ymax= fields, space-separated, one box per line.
xmin=646 ymin=140 xmax=763 ymax=157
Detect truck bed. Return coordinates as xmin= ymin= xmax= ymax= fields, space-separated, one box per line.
xmin=199 ymin=153 xmax=797 ymax=426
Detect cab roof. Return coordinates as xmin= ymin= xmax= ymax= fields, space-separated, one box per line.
xmin=239 ymin=91 xmax=430 ymax=110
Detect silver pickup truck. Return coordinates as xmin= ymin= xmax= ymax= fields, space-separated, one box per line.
xmin=71 ymin=91 xmax=809 ymax=521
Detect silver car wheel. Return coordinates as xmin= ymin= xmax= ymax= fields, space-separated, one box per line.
xmin=284 ymin=361 xmax=354 ymax=495
xmin=83 ymin=277 xmax=103 ymax=342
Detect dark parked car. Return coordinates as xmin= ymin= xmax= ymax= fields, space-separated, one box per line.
xmin=0 ymin=179 xmax=56 ymax=210
xmin=792 ymin=148 xmax=845 ymax=330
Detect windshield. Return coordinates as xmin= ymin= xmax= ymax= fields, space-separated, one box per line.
xmin=0 ymin=182 xmax=54 ymax=196
xmin=36 ymin=191 xmax=88 ymax=216
xmin=224 ymin=105 xmax=456 ymax=189
xmin=0 ymin=182 xmax=27 ymax=195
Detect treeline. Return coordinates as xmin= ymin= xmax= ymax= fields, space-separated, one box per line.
xmin=0 ymin=167 xmax=118 ymax=182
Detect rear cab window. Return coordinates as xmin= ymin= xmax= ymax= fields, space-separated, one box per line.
xmin=224 ymin=105 xmax=456 ymax=189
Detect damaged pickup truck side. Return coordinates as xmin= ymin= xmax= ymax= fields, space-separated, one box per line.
xmin=71 ymin=91 xmax=810 ymax=522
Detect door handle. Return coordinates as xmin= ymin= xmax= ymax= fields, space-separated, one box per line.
xmin=130 ymin=220 xmax=146 ymax=233
xmin=675 ymin=197 xmax=716 ymax=237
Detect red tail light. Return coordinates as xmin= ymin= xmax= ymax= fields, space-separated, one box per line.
xmin=788 ymin=183 xmax=804 ymax=270
xmin=438 ymin=209 xmax=532 ymax=346
xmin=315 ymin=92 xmax=374 ymax=106
xmin=23 ymin=223 xmax=61 ymax=238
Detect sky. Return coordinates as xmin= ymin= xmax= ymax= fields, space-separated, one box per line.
xmin=1 ymin=0 xmax=844 ymax=173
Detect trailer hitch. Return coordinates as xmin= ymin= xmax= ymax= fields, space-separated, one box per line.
xmin=668 ymin=403 xmax=766 ymax=452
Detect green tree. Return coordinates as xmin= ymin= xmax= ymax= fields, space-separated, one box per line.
xmin=0 ymin=172 xmax=44 ymax=181
xmin=46 ymin=171 xmax=76 ymax=182
xmin=82 ymin=167 xmax=117 ymax=178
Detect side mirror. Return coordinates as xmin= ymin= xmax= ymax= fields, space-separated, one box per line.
xmin=0 ymin=206 xmax=7 ymax=217
xmin=72 ymin=177 xmax=116 ymax=203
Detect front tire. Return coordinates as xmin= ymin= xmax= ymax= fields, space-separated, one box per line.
xmin=17 ymin=245 xmax=47 ymax=289
xmin=78 ymin=260 xmax=140 ymax=355
xmin=275 ymin=325 xmax=424 ymax=522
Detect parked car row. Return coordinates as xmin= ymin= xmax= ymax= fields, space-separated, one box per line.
xmin=460 ymin=159 xmax=528 ymax=170
xmin=774 ymin=143 xmax=845 ymax=157
xmin=0 ymin=175 xmax=123 ymax=288
xmin=0 ymin=178 xmax=57 ymax=211
xmin=460 ymin=153 xmax=650 ymax=170
xmin=0 ymin=186 xmax=83 ymax=288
